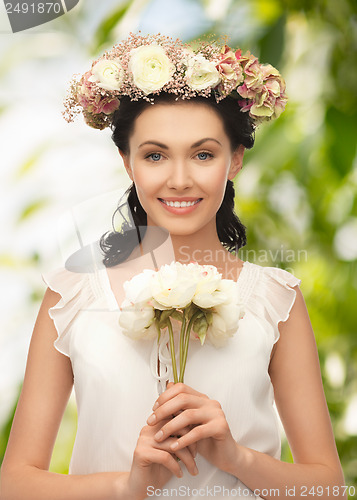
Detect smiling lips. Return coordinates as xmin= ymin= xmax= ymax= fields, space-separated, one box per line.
xmin=159 ymin=198 xmax=202 ymax=207
xmin=158 ymin=198 xmax=203 ymax=213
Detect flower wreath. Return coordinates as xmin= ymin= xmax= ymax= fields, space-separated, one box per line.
xmin=63 ymin=32 xmax=287 ymax=130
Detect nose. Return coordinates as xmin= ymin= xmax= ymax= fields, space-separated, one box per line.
xmin=166 ymin=159 xmax=193 ymax=190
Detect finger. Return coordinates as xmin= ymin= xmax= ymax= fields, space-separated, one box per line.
xmin=153 ymin=409 xmax=204 ymax=442
xmin=188 ymin=442 xmax=197 ymax=458
xmin=169 ymin=423 xmax=212 ymax=452
xmin=174 ymin=446 xmax=198 ymax=476
xmin=153 ymin=382 xmax=208 ymax=410
xmin=150 ymin=434 xmax=198 ymax=477
xmin=143 ymin=447 xmax=183 ymax=478
xmin=167 ymin=419 xmax=197 ymax=458
xmin=148 ymin=393 xmax=208 ymax=425
xmin=169 ymin=425 xmax=197 ymax=457
xmin=169 ymin=422 xmax=192 ymax=438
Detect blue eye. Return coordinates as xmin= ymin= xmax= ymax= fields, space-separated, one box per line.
xmin=148 ymin=153 xmax=162 ymax=162
xmin=197 ymin=152 xmax=213 ymax=161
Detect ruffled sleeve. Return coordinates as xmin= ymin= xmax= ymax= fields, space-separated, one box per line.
xmin=41 ymin=267 xmax=94 ymax=357
xmin=243 ymin=264 xmax=302 ymax=345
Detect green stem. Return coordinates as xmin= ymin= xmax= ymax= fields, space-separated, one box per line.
xmin=155 ymin=318 xmax=161 ymax=344
xmin=167 ymin=318 xmax=178 ymax=384
xmin=179 ymin=309 xmax=187 ymax=372
xmin=179 ymin=309 xmax=202 ymax=383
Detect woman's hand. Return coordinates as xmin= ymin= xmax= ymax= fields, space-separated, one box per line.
xmin=126 ymin=413 xmax=199 ymax=500
xmin=147 ymin=382 xmax=239 ymax=474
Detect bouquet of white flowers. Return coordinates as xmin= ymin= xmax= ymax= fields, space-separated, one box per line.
xmin=119 ymin=261 xmax=245 ymax=383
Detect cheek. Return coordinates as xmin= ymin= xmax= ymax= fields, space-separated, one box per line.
xmin=131 ymin=168 xmax=161 ymax=211
xmin=207 ymin=162 xmax=230 ymax=192
xmin=132 ymin=167 xmax=155 ymax=194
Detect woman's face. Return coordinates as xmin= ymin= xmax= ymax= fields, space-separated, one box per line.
xmin=120 ymin=101 xmax=244 ymax=238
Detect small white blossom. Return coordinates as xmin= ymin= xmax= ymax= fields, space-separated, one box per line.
xmin=185 ymin=54 xmax=221 ymax=91
xmin=88 ymin=59 xmax=124 ymax=91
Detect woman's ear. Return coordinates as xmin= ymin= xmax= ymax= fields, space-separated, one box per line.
xmin=227 ymin=144 xmax=245 ymax=181
xmin=118 ymin=148 xmax=133 ymax=181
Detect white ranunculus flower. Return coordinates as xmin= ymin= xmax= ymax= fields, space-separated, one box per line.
xmin=88 ymin=59 xmax=124 ymax=91
xmin=206 ymin=300 xmax=244 ymax=347
xmin=128 ymin=44 xmax=175 ymax=95
xmin=122 ymin=268 xmax=156 ymax=304
xmin=119 ymin=299 xmax=157 ymax=340
xmin=185 ymin=54 xmax=221 ymax=91
xmin=193 ymin=289 xmax=228 ymax=309
xmin=189 ymin=263 xmax=221 ymax=300
xmin=194 ymin=276 xmax=244 ymax=347
xmin=205 ymin=313 xmax=229 ymax=347
xmin=215 ymin=302 xmax=245 ymax=332
xmin=151 ymin=262 xmax=197 ymax=309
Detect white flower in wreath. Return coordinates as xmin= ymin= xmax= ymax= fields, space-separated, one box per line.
xmin=128 ymin=44 xmax=175 ymax=94
xmin=185 ymin=54 xmax=221 ymax=91
xmin=88 ymin=59 xmax=124 ymax=91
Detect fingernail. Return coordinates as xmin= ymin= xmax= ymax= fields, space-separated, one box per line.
xmin=193 ymin=465 xmax=199 ymax=475
xmin=152 ymin=401 xmax=159 ymax=411
xmin=147 ymin=414 xmax=156 ymax=425
xmin=171 ymin=441 xmax=178 ymax=450
xmin=154 ymin=430 xmax=163 ymax=440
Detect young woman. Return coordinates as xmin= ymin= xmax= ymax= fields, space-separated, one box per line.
xmin=0 ymin=33 xmax=346 ymax=500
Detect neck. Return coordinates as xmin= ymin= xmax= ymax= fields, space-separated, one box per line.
xmin=170 ymin=233 xmax=230 ymax=266
xmin=124 ymin=220 xmax=242 ymax=275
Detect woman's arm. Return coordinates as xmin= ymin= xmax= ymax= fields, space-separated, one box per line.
xmin=0 ymin=288 xmax=130 ymax=500
xmin=226 ymin=285 xmax=346 ymax=499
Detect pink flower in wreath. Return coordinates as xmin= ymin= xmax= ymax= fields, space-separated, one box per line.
xmin=240 ymin=54 xmax=265 ymax=95
xmin=76 ymin=71 xmax=120 ymax=115
xmin=216 ymin=45 xmax=243 ymax=84
xmin=249 ymin=65 xmax=287 ymax=119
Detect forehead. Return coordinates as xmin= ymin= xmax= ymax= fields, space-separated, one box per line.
xmin=130 ymin=101 xmax=227 ymax=145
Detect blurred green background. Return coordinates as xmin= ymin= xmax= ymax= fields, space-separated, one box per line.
xmin=0 ymin=0 xmax=356 ymax=495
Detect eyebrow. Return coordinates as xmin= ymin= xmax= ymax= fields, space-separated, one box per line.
xmin=138 ymin=138 xmax=222 ymax=149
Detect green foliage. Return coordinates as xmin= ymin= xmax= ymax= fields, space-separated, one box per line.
xmin=17 ymin=199 xmax=50 ymax=222
xmin=0 ymin=385 xmax=19 ymax=464
xmin=90 ymin=1 xmax=134 ymax=55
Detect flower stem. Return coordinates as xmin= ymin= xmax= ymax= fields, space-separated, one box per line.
xmin=179 ymin=309 xmax=187 ymax=372
xmin=167 ymin=318 xmax=178 ymax=383
xmin=155 ymin=319 xmax=161 ymax=344
xmin=179 ymin=310 xmax=202 ymax=383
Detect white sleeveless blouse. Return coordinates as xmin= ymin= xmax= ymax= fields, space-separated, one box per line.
xmin=42 ymin=260 xmax=301 ymax=499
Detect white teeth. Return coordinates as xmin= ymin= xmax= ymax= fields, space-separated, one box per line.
xmin=161 ymin=199 xmax=200 ymax=207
